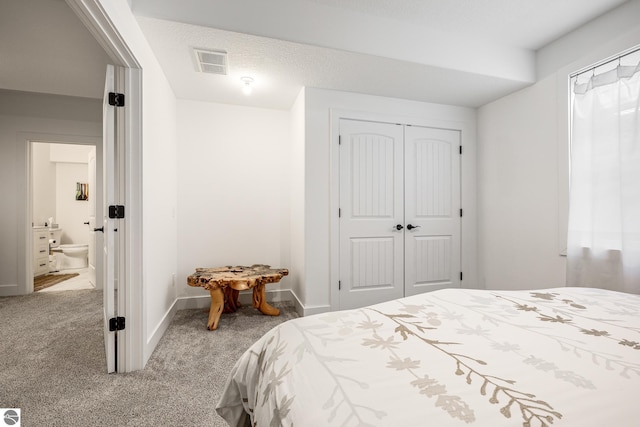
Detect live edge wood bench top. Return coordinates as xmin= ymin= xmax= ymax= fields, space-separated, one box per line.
xmin=187 ymin=264 xmax=289 ymax=291
xmin=187 ymin=264 xmax=289 ymax=330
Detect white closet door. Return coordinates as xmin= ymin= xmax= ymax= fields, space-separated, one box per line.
xmin=404 ymin=126 xmax=461 ymax=296
xmin=339 ymin=119 xmax=405 ymax=310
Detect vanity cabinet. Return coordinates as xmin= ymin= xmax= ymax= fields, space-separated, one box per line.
xmin=33 ymin=229 xmax=50 ymax=276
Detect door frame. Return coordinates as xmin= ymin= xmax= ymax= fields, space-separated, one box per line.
xmin=20 ymin=135 xmax=102 ymax=295
xmin=329 ymin=108 xmax=477 ymax=312
xmin=66 ymin=0 xmax=144 ymax=372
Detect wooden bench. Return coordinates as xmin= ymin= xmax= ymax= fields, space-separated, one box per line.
xmin=187 ymin=264 xmax=288 ymax=330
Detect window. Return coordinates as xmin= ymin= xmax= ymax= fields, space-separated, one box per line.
xmin=566 ymin=47 xmax=640 ymax=294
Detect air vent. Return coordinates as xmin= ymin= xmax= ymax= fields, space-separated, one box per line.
xmin=193 ymin=48 xmax=227 ymax=75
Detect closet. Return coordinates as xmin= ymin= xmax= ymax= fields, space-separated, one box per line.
xmin=338 ymin=119 xmax=461 ymax=310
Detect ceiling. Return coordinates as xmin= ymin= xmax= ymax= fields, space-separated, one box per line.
xmin=0 ymin=0 xmax=630 ymax=108
xmin=0 ymin=0 xmax=111 ymax=99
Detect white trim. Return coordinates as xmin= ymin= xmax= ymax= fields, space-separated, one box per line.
xmin=176 ymin=289 xmax=296 ymax=311
xmin=289 ymin=288 xmax=305 ymax=317
xmin=121 ymin=67 xmax=144 ymax=372
xmin=302 ymin=304 xmax=331 ymax=317
xmin=145 ymin=298 xmax=179 ymax=360
xmin=175 ymin=290 xmax=328 ymax=317
xmin=173 ymin=289 xmax=332 ymax=318
xmin=12 ymin=132 xmax=101 ymax=298
xmin=176 ymin=295 xmax=212 ymax=311
xmin=65 ymin=0 xmax=140 ymax=69
xmin=329 ymin=108 xmax=477 ymax=312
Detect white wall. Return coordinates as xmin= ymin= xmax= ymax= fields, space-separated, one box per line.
xmin=0 ymin=93 xmax=101 ymax=296
xmin=477 ymin=75 xmax=566 ymax=290
xmin=55 ymin=162 xmax=89 ymax=245
xmin=289 ymin=89 xmax=306 ymax=305
xmin=176 ymin=100 xmax=291 ymax=299
xmin=32 ymin=143 xmax=57 ymax=226
xmin=50 ymin=143 xmax=94 ymax=163
xmin=476 ymin=1 xmax=640 ymax=290
xmin=301 ymin=87 xmax=477 ymax=314
xmin=33 ymin=143 xmax=95 ymax=246
xmin=141 ymin=65 xmax=178 ymax=361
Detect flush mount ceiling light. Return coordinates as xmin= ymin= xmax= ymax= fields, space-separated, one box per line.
xmin=240 ymin=76 xmax=254 ymax=95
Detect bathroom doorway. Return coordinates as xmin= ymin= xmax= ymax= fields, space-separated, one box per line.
xmin=29 ymin=140 xmax=102 ymax=293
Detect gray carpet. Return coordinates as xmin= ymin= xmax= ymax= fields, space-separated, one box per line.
xmin=0 ymin=289 xmax=298 ymax=426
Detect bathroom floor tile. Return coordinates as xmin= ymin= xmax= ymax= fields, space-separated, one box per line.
xmin=38 ymin=268 xmax=95 ymax=292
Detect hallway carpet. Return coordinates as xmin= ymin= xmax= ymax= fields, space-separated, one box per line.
xmin=0 ymin=289 xmax=298 ymax=426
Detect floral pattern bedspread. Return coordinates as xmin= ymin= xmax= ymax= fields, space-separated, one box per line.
xmin=216 ymin=288 xmax=640 ymax=427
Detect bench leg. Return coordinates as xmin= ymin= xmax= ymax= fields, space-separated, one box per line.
xmin=207 ymin=288 xmax=224 ymax=330
xmin=252 ymin=283 xmax=280 ymax=316
xmin=223 ymin=287 xmax=241 ymax=313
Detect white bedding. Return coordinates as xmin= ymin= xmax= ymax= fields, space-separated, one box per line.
xmin=216 ymin=287 xmax=640 ymax=426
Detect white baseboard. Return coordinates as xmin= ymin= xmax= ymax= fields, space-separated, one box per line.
xmin=144 ymin=298 xmax=179 ymax=364
xmin=289 ymin=290 xmax=304 ymax=317
xmin=286 ymin=290 xmax=330 ymax=316
xmin=176 ymin=294 xmax=211 ymax=310
xmin=302 ymin=304 xmax=331 ymax=316
xmin=176 ymin=288 xmax=295 ymax=311
xmin=175 ymin=288 xmax=330 ymax=317
xmin=0 ymin=283 xmax=21 ymax=297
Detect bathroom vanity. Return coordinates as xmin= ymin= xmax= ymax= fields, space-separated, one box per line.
xmin=32 ymin=227 xmax=63 ymax=277
xmin=32 ymin=228 xmax=50 ymax=277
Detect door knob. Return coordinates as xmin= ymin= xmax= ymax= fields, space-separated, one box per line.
xmin=93 ymin=227 xmax=104 ymax=233
xmin=407 ymin=224 xmax=421 ymax=230
xmin=395 ymin=224 xmax=404 ymax=231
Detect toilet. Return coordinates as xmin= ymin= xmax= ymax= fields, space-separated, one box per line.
xmin=47 ymin=228 xmax=88 ymax=269
xmin=50 ymin=232 xmax=89 ymax=270
xmin=57 ymin=244 xmax=89 ymax=269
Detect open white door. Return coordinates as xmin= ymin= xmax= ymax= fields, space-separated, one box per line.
xmin=103 ymin=65 xmax=116 ymax=373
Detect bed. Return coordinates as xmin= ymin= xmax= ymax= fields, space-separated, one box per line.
xmin=216 ymin=287 xmax=640 ymax=427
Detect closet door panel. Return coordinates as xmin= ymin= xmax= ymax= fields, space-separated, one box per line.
xmin=404 ymin=126 xmax=461 ymax=296
xmin=339 ymin=119 xmax=404 ymax=310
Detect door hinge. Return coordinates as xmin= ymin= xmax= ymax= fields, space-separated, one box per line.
xmin=108 ymin=92 xmax=125 ymax=107
xmin=338 ymin=135 xmax=341 ymax=145
xmin=339 ymin=280 xmax=341 ymax=290
xmin=338 ymin=208 xmax=341 ymax=218
xmin=109 ymin=205 xmax=125 ymax=219
xmin=109 ymin=316 xmax=125 ymax=331
xmin=460 ymin=209 xmax=463 ymax=217
xmin=460 ymin=272 xmax=463 ymax=281
xmin=459 ymin=145 xmax=463 ymax=155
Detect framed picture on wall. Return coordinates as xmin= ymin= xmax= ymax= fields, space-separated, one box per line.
xmin=76 ymin=182 xmax=88 ymax=201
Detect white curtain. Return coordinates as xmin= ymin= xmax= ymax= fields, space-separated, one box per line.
xmin=567 ymin=60 xmax=640 ymax=294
